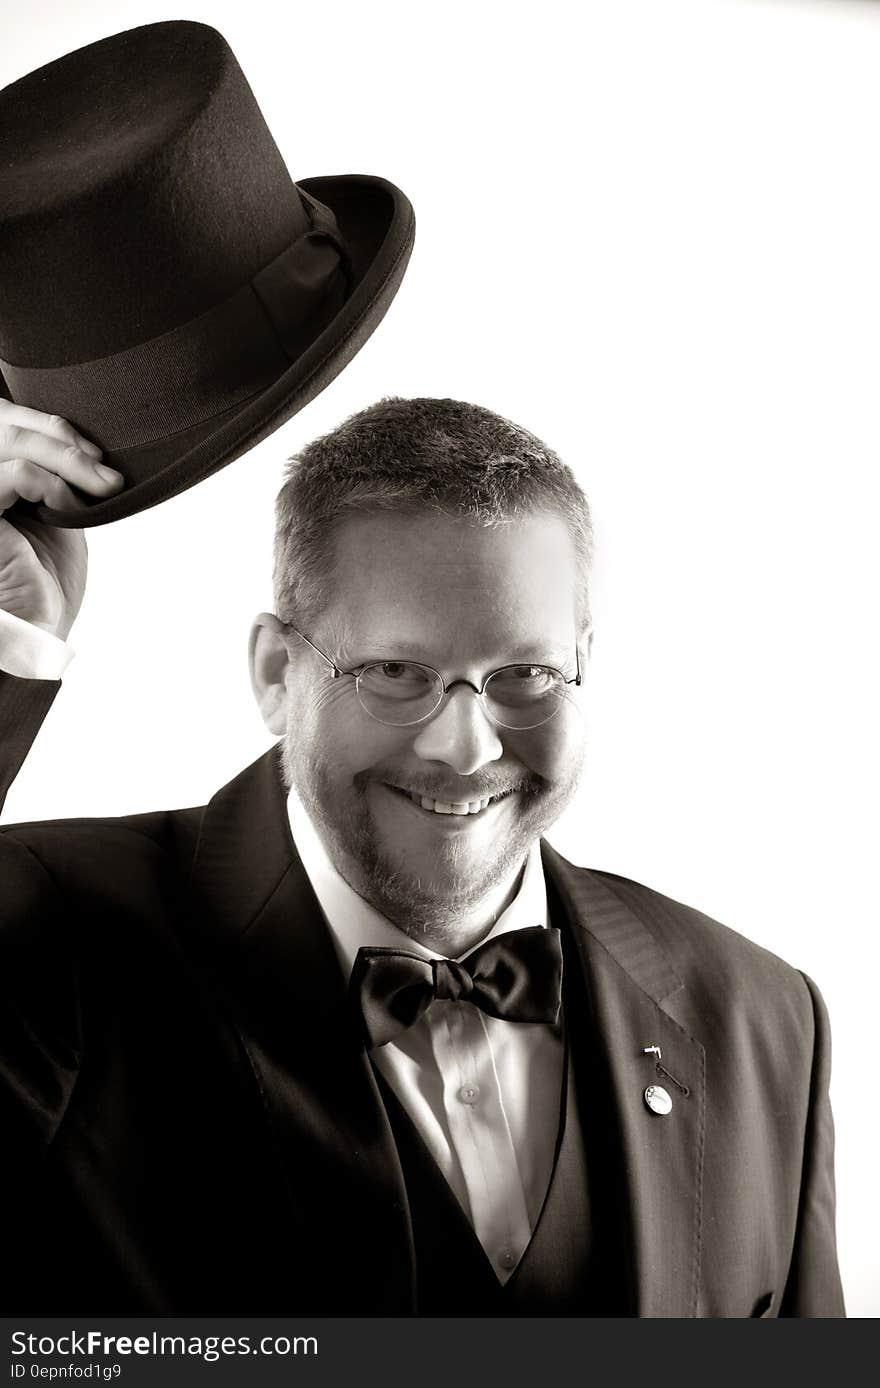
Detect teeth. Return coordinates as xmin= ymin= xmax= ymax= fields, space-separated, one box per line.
xmin=411 ymin=792 xmax=494 ymax=816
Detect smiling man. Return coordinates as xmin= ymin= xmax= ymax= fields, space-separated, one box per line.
xmin=273 ymin=510 xmax=583 ymax=952
xmin=0 ymin=396 xmax=844 ymax=1316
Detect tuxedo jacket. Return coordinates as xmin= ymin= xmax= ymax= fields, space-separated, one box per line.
xmin=0 ymin=671 xmax=845 ymax=1316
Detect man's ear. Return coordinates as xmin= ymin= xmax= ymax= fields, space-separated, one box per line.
xmin=249 ymin=614 xmax=291 ymax=736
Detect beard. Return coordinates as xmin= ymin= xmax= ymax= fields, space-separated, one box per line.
xmin=281 ymin=730 xmax=583 ymax=947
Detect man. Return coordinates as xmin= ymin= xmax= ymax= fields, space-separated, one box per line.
xmin=0 ymin=395 xmax=845 ymax=1316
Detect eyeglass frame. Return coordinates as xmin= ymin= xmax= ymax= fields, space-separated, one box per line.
xmin=277 ymin=621 xmax=584 ymax=730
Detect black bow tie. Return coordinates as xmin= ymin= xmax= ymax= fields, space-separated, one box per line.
xmin=351 ymin=925 xmax=563 ymax=1049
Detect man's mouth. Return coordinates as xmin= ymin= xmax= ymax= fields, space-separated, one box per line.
xmin=385 ymin=785 xmax=514 ymax=817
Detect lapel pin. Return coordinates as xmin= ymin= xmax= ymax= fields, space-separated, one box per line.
xmin=643 ymin=1043 xmax=690 ymax=1097
xmin=644 ymin=1083 xmax=673 ymax=1116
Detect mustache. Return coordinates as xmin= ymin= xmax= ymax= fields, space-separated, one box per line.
xmin=354 ymin=768 xmax=547 ymax=801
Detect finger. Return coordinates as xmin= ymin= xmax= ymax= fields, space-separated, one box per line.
xmin=0 ymin=458 xmax=87 ymax=513
xmin=0 ymin=422 xmax=122 ymax=496
xmin=0 ymin=398 xmax=103 ymax=459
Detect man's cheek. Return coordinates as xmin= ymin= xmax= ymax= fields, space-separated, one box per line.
xmin=503 ymin=722 xmax=582 ymax=783
xmin=308 ymin=730 xmax=390 ymax=797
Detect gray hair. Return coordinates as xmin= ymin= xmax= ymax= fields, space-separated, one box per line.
xmin=273 ymin=397 xmax=593 ymax=630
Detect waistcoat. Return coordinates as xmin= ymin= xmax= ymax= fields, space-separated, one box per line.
xmin=374 ymin=918 xmax=632 ymax=1315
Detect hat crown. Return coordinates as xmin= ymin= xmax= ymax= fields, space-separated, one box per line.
xmin=0 ymin=21 xmax=308 ymax=365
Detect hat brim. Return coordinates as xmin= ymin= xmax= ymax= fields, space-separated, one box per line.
xmin=34 ymin=174 xmax=415 ymax=528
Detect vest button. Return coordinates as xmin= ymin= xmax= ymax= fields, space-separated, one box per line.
xmin=458 ymin=1083 xmax=480 ymax=1105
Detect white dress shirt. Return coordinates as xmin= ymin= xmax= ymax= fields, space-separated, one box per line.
xmin=0 ymin=607 xmax=72 ymax=679
xmin=288 ymin=788 xmax=565 ymax=1283
xmin=0 ymin=613 xmax=566 ymax=1283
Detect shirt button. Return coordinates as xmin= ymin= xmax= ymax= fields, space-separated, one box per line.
xmin=498 ymin=1247 xmax=517 ymax=1270
xmin=458 ymin=1083 xmax=480 ymax=1105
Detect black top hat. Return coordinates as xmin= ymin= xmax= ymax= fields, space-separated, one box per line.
xmin=0 ymin=21 xmax=415 ymax=527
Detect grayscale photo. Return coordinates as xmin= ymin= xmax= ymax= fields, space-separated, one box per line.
xmin=1 ymin=0 xmax=877 ymax=1337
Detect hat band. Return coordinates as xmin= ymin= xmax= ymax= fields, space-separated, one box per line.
xmin=0 ymin=196 xmax=349 ymax=452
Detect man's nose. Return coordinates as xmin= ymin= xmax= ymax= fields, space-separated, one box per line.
xmin=411 ymin=686 xmax=504 ymax=774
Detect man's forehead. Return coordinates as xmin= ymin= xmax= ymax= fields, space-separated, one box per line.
xmin=325 ymin=509 xmax=580 ymax=652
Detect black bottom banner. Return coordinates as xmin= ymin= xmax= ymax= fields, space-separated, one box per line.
xmin=0 ymin=1315 xmax=848 ymax=1386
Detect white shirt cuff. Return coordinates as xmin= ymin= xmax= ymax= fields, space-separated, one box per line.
xmin=0 ymin=608 xmax=74 ymax=680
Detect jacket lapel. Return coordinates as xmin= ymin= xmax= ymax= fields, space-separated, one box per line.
xmin=543 ymin=844 xmax=706 ymax=1318
xmin=182 ymin=747 xmax=416 ymax=1312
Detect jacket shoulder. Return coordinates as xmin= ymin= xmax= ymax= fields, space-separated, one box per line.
xmin=0 ymin=801 xmax=205 ymax=919
xmin=559 ymin=859 xmax=830 ymax=1103
xmin=548 ymin=851 xmax=820 ymax=1032
xmin=1 ymin=800 xmax=204 ymax=855
xmin=592 ymin=865 xmax=800 ymax=977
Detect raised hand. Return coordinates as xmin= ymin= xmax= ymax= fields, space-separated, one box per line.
xmin=0 ymin=400 xmax=124 ymax=640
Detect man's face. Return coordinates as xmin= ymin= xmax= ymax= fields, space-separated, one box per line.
xmin=278 ymin=509 xmax=588 ymax=944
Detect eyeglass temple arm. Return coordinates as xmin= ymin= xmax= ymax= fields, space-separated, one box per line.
xmin=279 ymin=622 xmax=343 ymax=678
xmin=570 ymin=627 xmax=594 ymax=685
xmin=570 ymin=641 xmax=584 ymax=687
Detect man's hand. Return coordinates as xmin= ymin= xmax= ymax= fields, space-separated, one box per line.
xmin=0 ymin=400 xmax=124 ymax=640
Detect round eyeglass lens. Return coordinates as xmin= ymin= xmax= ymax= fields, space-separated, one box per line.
xmin=483 ymin=665 xmax=566 ymax=729
xmin=356 ymin=662 xmax=443 ymax=725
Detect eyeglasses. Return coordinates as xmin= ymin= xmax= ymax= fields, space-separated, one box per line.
xmin=279 ymin=623 xmax=583 ymax=730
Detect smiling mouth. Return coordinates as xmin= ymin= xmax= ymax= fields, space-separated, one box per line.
xmin=385 ymin=785 xmax=513 ymax=817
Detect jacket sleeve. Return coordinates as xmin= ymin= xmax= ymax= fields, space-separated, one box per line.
xmin=0 ymin=670 xmax=82 ymax=1308
xmin=0 ymin=668 xmax=61 ymax=814
xmin=778 ymin=972 xmax=846 ymax=1317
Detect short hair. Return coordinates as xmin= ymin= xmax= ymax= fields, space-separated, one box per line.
xmin=273 ymin=397 xmax=593 ymax=631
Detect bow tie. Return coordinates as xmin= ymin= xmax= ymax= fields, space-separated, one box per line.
xmin=351 ymin=925 xmax=564 ymax=1049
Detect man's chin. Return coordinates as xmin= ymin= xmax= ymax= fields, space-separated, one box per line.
xmin=286 ymin=742 xmax=575 ymax=940
xmin=356 ymin=802 xmax=546 ymax=939
xmin=351 ymin=854 xmax=520 ymax=945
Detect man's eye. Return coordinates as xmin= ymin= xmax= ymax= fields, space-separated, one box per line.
xmin=490 ymin=666 xmax=557 ymax=698
xmin=375 ymin=662 xmax=431 ymax=685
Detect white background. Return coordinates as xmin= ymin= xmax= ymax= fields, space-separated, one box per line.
xmin=2 ymin=0 xmax=878 ymax=1316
